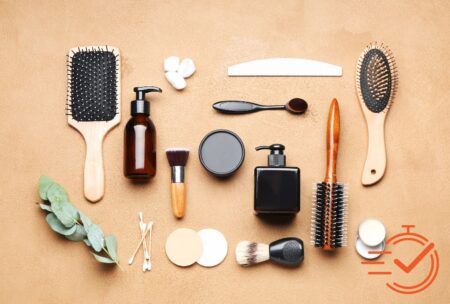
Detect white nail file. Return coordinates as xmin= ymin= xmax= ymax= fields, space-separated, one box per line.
xmin=228 ymin=58 xmax=342 ymax=77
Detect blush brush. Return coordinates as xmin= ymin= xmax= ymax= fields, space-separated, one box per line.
xmin=66 ymin=46 xmax=120 ymax=202
xmin=166 ymin=148 xmax=189 ymax=218
xmin=311 ymin=99 xmax=348 ymax=250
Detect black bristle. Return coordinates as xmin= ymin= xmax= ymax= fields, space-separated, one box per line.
xmin=166 ymin=149 xmax=190 ymax=167
xmin=311 ymin=182 xmax=347 ymax=248
xmin=68 ymin=48 xmax=118 ymax=121
xmin=357 ymin=43 xmax=397 ymax=113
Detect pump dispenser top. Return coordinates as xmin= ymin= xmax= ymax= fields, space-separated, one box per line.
xmin=131 ymin=86 xmax=162 ymax=116
xmin=255 ymin=144 xmax=286 ymax=167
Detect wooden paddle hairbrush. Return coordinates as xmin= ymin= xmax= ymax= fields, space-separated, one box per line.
xmin=356 ymin=42 xmax=398 ymax=186
xmin=66 ymin=46 xmax=121 ymax=202
xmin=311 ymin=99 xmax=348 ymax=250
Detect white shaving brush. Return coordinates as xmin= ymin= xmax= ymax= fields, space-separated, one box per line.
xmin=236 ymin=241 xmax=270 ymax=266
xmin=235 ymin=238 xmax=304 ymax=267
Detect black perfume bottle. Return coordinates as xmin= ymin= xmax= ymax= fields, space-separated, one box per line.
xmin=254 ymin=144 xmax=300 ymax=215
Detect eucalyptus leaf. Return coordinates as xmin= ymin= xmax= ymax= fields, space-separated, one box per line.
xmin=46 ymin=213 xmax=77 ymax=236
xmin=65 ymin=224 xmax=87 ymax=241
xmin=79 ymin=212 xmax=92 ymax=229
xmin=92 ymin=253 xmax=115 ymax=264
xmin=47 ymin=183 xmax=69 ymax=205
xmin=83 ymin=239 xmax=92 ymax=247
xmin=52 ymin=201 xmax=79 ymax=227
xmin=87 ymin=224 xmax=104 ymax=252
xmin=39 ymin=203 xmax=52 ymax=212
xmin=39 ymin=176 xmax=54 ymax=200
xmin=105 ymin=235 xmax=118 ymax=262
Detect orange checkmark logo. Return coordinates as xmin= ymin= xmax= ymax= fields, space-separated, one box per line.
xmin=393 ymin=242 xmax=434 ymax=273
xmin=361 ymin=225 xmax=439 ymax=295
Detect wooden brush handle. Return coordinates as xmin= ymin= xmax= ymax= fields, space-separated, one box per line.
xmin=362 ymin=118 xmax=386 ymax=185
xmin=171 ymin=183 xmax=186 ymax=218
xmin=83 ymin=132 xmax=105 ymax=203
xmin=325 ymin=98 xmax=340 ymax=183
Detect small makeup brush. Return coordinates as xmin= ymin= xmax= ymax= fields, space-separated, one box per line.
xmin=166 ymin=148 xmax=189 ymax=218
xmin=235 ymin=237 xmax=304 ymax=267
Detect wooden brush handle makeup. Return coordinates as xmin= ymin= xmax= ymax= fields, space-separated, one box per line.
xmin=171 ymin=183 xmax=186 ymax=218
xmin=324 ymin=98 xmax=340 ymax=183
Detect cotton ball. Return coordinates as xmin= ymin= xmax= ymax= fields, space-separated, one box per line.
xmin=164 ymin=56 xmax=180 ymax=72
xmin=165 ymin=71 xmax=187 ymax=90
xmin=177 ymin=58 xmax=196 ymax=78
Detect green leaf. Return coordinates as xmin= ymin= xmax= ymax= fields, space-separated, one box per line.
xmin=83 ymin=239 xmax=91 ymax=247
xmin=46 ymin=213 xmax=77 ymax=236
xmin=79 ymin=212 xmax=92 ymax=229
xmin=105 ymin=235 xmax=118 ymax=262
xmin=65 ymin=224 xmax=87 ymax=241
xmin=39 ymin=176 xmax=54 ymax=200
xmin=52 ymin=201 xmax=79 ymax=227
xmin=92 ymin=253 xmax=115 ymax=264
xmin=39 ymin=203 xmax=52 ymax=212
xmin=87 ymin=224 xmax=104 ymax=252
xmin=47 ymin=183 xmax=69 ymax=205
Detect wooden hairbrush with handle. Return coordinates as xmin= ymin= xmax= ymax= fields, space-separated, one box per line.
xmin=356 ymin=42 xmax=398 ymax=186
xmin=66 ymin=46 xmax=121 ymax=202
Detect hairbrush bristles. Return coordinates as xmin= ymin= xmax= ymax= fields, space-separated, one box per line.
xmin=356 ymin=42 xmax=398 ymax=113
xmin=66 ymin=46 xmax=120 ymax=121
xmin=311 ymin=182 xmax=348 ymax=249
xmin=235 ymin=241 xmax=269 ymax=266
xmin=166 ymin=148 xmax=190 ymax=167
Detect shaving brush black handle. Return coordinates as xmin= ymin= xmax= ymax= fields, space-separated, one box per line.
xmin=269 ymin=237 xmax=304 ymax=267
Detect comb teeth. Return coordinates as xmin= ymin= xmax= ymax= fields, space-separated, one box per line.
xmin=311 ymin=182 xmax=348 ymax=248
xmin=66 ymin=46 xmax=120 ymax=122
xmin=356 ymin=42 xmax=398 ymax=113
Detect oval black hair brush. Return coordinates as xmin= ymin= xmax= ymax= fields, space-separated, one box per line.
xmin=66 ymin=46 xmax=121 ymax=202
xmin=356 ymin=42 xmax=398 ymax=186
xmin=311 ymin=99 xmax=348 ymax=250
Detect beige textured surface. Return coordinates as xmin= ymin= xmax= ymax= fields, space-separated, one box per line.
xmin=0 ymin=1 xmax=449 ymax=303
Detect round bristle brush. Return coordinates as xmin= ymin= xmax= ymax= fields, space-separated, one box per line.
xmin=235 ymin=237 xmax=304 ymax=267
xmin=310 ymin=99 xmax=348 ymax=250
xmin=356 ymin=42 xmax=398 ymax=186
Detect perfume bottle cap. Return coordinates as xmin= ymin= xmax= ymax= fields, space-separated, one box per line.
xmin=255 ymin=144 xmax=286 ymax=167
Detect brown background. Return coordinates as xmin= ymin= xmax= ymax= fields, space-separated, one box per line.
xmin=1 ymin=1 xmax=449 ymax=303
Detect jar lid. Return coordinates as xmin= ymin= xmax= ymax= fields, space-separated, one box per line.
xmin=198 ymin=129 xmax=245 ymax=177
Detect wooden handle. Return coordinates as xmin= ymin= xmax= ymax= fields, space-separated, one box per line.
xmin=171 ymin=183 xmax=186 ymax=218
xmin=83 ymin=132 xmax=105 ymax=202
xmin=362 ymin=118 xmax=386 ymax=186
xmin=324 ymin=98 xmax=340 ymax=183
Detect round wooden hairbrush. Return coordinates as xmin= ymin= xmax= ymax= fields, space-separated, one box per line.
xmin=356 ymin=42 xmax=398 ymax=186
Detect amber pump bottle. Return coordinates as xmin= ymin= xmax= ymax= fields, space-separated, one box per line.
xmin=124 ymin=86 xmax=162 ymax=180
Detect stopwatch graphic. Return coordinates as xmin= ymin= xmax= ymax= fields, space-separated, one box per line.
xmin=362 ymin=225 xmax=439 ymax=295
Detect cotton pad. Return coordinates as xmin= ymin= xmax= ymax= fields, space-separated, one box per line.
xmin=355 ymin=238 xmax=385 ymax=259
xmin=197 ymin=229 xmax=228 ymax=267
xmin=358 ymin=218 xmax=386 ymax=246
xmin=165 ymin=228 xmax=202 ymax=267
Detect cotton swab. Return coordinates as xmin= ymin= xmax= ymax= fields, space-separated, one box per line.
xmin=128 ymin=224 xmax=151 ymax=265
xmin=146 ymin=222 xmax=154 ymax=270
xmin=139 ymin=212 xmax=150 ymax=271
